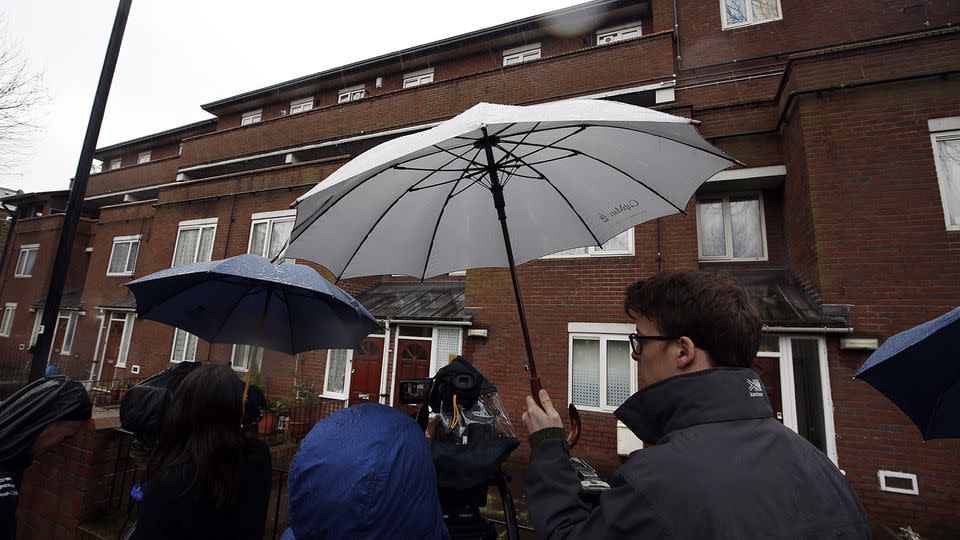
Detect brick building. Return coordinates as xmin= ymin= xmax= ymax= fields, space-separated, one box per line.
xmin=1 ymin=0 xmax=958 ymax=534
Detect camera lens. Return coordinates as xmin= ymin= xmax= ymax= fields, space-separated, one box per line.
xmin=452 ymin=373 xmax=476 ymax=391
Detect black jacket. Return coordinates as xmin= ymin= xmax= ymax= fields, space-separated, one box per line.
xmin=525 ymin=367 xmax=870 ymax=539
xmin=131 ymin=438 xmax=273 ymax=540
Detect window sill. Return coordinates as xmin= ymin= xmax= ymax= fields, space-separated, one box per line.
xmin=320 ymin=393 xmax=348 ymax=401
xmin=13 ymin=275 xmax=31 ymax=279
xmin=721 ymin=17 xmax=783 ymax=31
xmin=545 ymin=251 xmax=635 ymax=260
xmin=699 ymin=257 xmax=768 ymax=263
xmin=106 ymin=272 xmax=135 ymax=278
xmin=569 ymin=405 xmax=619 ymax=414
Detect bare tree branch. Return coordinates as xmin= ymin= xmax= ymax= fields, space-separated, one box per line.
xmin=0 ymin=18 xmax=48 ymax=172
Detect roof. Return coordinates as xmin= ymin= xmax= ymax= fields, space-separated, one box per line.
xmin=354 ymin=281 xmax=474 ymax=322
xmin=727 ymin=269 xmax=850 ymax=328
xmin=93 ymin=118 xmax=218 ymax=157
xmin=200 ymin=0 xmax=638 ymax=112
xmin=31 ymin=290 xmax=84 ymax=311
xmin=95 ymin=295 xmax=138 ymax=311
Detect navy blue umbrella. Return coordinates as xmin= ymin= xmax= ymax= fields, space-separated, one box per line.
xmin=126 ymin=254 xmax=381 ymax=355
xmin=854 ymin=306 xmax=960 ymax=440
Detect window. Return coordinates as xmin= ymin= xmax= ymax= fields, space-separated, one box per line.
xmin=402 ymin=68 xmax=435 ymax=88
xmin=568 ymin=323 xmax=635 ymax=412
xmin=754 ymin=335 xmax=838 ymax=464
xmin=432 ymin=326 xmax=463 ymax=375
xmin=930 ymin=126 xmax=960 ymax=231
xmin=289 ymin=97 xmax=314 ymax=114
xmin=29 ymin=309 xmax=42 ymax=347
xmin=109 ymin=158 xmax=122 ymax=170
xmin=324 ymin=348 xmax=351 ymax=399
xmin=0 ymin=303 xmax=15 ymax=337
xmin=878 ymin=471 xmax=919 ymax=496
xmin=56 ymin=312 xmax=78 ymax=355
xmin=720 ymin=0 xmax=782 ymax=29
xmin=545 ymin=229 xmax=634 ymax=258
xmin=107 ymin=235 xmax=141 ymax=276
xmin=697 ymin=193 xmax=767 ymax=261
xmin=137 ymin=151 xmax=151 ymax=164
xmin=503 ymin=44 xmax=541 ymax=66
xmin=172 ymin=218 xmax=217 ymax=267
xmin=596 ymin=23 xmax=642 ymax=45
xmin=170 ymin=328 xmax=198 ymax=363
xmin=248 ymin=210 xmax=295 ymax=260
xmin=14 ymin=244 xmax=39 ymax=277
xmin=241 ymin=109 xmax=262 ymax=126
xmin=104 ymin=312 xmax=135 ymax=368
xmin=338 ymin=86 xmax=365 ymax=103
xmin=231 ymin=344 xmax=263 ymax=372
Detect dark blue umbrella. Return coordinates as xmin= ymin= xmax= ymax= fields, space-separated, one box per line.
xmin=854 ymin=306 xmax=960 ymax=440
xmin=126 ymin=254 xmax=381 ymax=355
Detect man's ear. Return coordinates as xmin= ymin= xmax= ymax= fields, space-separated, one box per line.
xmin=676 ymin=336 xmax=697 ymax=370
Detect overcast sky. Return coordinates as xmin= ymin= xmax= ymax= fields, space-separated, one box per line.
xmin=1 ymin=0 xmax=585 ymax=193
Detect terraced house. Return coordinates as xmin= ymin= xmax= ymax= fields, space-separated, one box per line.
xmin=1 ymin=0 xmax=958 ymax=534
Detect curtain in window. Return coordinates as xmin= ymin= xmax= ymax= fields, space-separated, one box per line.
xmin=939 ymin=138 xmax=960 ymax=226
xmin=197 ymin=227 xmax=215 ymax=262
xmin=109 ymin=243 xmax=131 ymax=274
xmin=752 ymin=0 xmax=780 ymax=20
xmin=126 ymin=242 xmax=139 ymax=273
xmin=173 ymin=329 xmax=198 ymax=362
xmin=730 ymin=196 xmax=763 ymax=258
xmin=572 ymin=339 xmax=600 ymax=407
xmin=605 ymin=340 xmax=631 ymax=407
xmin=268 ymin=219 xmax=294 ymax=259
xmin=600 ymin=230 xmax=630 ymax=252
xmin=326 ymin=349 xmax=348 ymax=394
xmin=698 ymin=199 xmax=726 ymax=256
xmin=724 ymin=0 xmax=748 ymax=24
xmin=173 ymin=229 xmax=200 ymax=267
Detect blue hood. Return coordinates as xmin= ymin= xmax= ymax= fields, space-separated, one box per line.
xmin=282 ymin=403 xmax=448 ymax=540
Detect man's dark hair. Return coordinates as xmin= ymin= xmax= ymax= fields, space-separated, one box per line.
xmin=623 ymin=270 xmax=761 ymax=368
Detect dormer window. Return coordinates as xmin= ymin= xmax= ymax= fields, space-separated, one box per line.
xmin=338 ymin=85 xmax=365 ymax=103
xmin=137 ymin=151 xmax=151 ymax=164
xmin=241 ymin=109 xmax=262 ymax=126
xmin=503 ymin=43 xmax=541 ymax=66
xmin=290 ymin=97 xmax=314 ymax=114
xmin=109 ymin=158 xmax=122 ymax=170
xmin=596 ymin=23 xmax=642 ymax=45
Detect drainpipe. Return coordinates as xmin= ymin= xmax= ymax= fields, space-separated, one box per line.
xmin=673 ymin=0 xmax=682 ymax=65
xmin=656 ymin=218 xmax=663 ymax=272
xmin=378 ymin=319 xmax=391 ymax=405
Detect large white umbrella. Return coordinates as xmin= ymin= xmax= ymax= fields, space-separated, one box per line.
xmin=286 ymin=99 xmax=738 ymax=445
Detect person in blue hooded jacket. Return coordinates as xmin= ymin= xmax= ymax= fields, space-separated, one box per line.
xmin=282 ymin=403 xmax=449 ymax=540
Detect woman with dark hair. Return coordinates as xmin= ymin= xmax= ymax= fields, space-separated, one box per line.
xmin=131 ymin=364 xmax=272 ymax=540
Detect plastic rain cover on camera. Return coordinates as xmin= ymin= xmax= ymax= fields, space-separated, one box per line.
xmin=429 ymin=356 xmax=519 ymax=488
xmin=0 ymin=376 xmax=92 ymax=471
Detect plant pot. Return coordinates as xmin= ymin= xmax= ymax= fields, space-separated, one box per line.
xmin=258 ymin=412 xmax=278 ymax=435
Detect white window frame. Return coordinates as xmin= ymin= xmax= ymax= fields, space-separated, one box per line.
xmin=337 ymin=85 xmax=365 ymax=104
xmin=56 ymin=312 xmax=78 ymax=355
xmin=323 ymin=348 xmax=353 ymax=400
xmin=14 ymin=244 xmax=39 ymax=278
xmin=0 ymin=303 xmax=16 ymax=337
xmin=878 ymin=470 xmax=919 ymax=496
xmin=757 ymin=335 xmax=838 ymax=465
xmin=696 ymin=192 xmax=768 ymax=262
xmin=107 ymin=234 xmax=141 ymax=277
xmin=105 ymin=311 xmax=135 ymax=368
xmin=720 ymin=0 xmax=783 ymax=30
xmin=171 ymin=218 xmax=218 ymax=267
xmin=109 ymin=158 xmax=122 ymax=170
xmin=230 ymin=344 xmax=264 ymax=372
xmin=402 ymin=68 xmax=435 ymax=89
xmin=289 ymin=97 xmax=314 ymax=114
xmin=29 ymin=308 xmax=42 ymax=347
xmin=248 ymin=210 xmax=296 ymax=261
xmin=137 ymin=151 xmax=151 ymax=164
xmin=929 ymin=125 xmax=960 ymax=231
xmin=543 ymin=229 xmax=635 ymax=259
xmin=240 ymin=109 xmax=262 ymax=126
xmin=596 ymin=23 xmax=642 ymax=45
xmin=502 ymin=43 xmax=541 ymax=66
xmin=170 ymin=328 xmax=199 ymax=363
xmin=567 ymin=322 xmax=636 ymax=413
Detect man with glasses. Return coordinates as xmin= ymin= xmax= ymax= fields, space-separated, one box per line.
xmin=522 ymin=270 xmax=869 ymax=539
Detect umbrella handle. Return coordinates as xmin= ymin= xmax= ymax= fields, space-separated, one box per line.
xmin=530 ymin=376 xmax=581 ymax=449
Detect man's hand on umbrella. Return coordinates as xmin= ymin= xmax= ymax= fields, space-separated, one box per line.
xmin=522 ymin=389 xmax=563 ymax=435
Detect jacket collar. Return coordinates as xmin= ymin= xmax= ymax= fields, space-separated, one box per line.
xmin=615 ymin=367 xmax=774 ymax=443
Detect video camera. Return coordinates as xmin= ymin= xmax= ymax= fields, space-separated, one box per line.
xmin=399 ymin=356 xmax=520 ymax=540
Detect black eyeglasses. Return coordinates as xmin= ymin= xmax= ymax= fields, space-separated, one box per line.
xmin=628 ymin=333 xmax=680 ymax=354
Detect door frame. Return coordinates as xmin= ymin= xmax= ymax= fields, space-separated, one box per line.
xmin=347 ymin=335 xmax=386 ymax=404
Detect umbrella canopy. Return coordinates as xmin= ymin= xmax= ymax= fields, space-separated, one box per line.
xmin=854 ymin=306 xmax=960 ymax=440
xmin=286 ymin=99 xmax=737 ymax=279
xmin=126 ymin=254 xmax=381 ymax=356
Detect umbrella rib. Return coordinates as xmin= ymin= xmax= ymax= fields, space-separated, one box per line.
xmin=496 ymin=125 xmax=585 ymax=169
xmin=496 ymin=143 xmax=604 ymax=248
xmin=419 ymin=152 xmax=478 ymax=281
xmin=334 ymin=144 xmax=481 ymax=281
xmin=503 ymin=139 xmax=686 ymax=215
